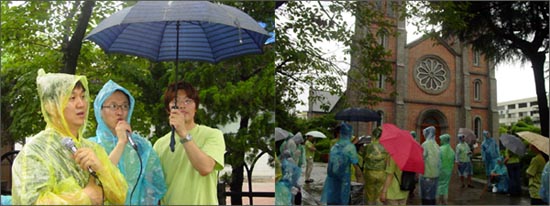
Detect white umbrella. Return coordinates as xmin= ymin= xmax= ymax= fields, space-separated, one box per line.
xmin=275 ymin=127 xmax=292 ymax=142
xmin=305 ymin=130 xmax=326 ymax=138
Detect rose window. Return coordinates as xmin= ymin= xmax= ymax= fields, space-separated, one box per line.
xmin=414 ymin=57 xmax=449 ymax=94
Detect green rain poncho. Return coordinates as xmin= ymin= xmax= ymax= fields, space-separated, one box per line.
xmin=88 ymin=80 xmax=166 ymax=205
xmin=437 ymin=134 xmax=455 ymax=197
xmin=363 ymin=128 xmax=388 ymax=204
xmin=11 ymin=69 xmax=127 ymax=205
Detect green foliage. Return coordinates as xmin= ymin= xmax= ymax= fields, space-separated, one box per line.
xmin=499 ymin=117 xmax=541 ymax=135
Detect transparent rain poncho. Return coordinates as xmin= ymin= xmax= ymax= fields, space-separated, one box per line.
xmin=420 ymin=126 xmax=440 ymax=201
xmin=275 ymin=144 xmax=302 ymax=205
xmin=12 ymin=69 xmax=127 ymax=205
xmin=540 ymin=161 xmax=550 ymax=203
xmin=363 ymin=127 xmax=388 ymax=204
xmin=321 ymin=122 xmax=358 ymax=205
xmin=437 ymin=134 xmax=455 ymax=197
xmin=481 ymin=131 xmax=500 ymax=176
xmin=491 ymin=157 xmax=509 ymax=193
xmin=88 ymin=80 xmax=166 ymax=205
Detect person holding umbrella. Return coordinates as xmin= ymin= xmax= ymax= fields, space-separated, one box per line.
xmin=420 ymin=126 xmax=440 ymax=205
xmin=525 ymin=145 xmax=548 ymax=205
xmin=304 ymin=134 xmax=317 ymax=183
xmin=89 ymin=80 xmax=166 ymax=205
xmin=481 ymin=130 xmax=500 ymax=190
xmin=504 ymin=147 xmax=522 ymax=196
xmin=153 ymin=81 xmax=226 ymax=205
xmin=12 ymin=70 xmax=128 ymax=205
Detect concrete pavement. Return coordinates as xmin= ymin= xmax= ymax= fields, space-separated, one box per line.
xmin=301 ymin=162 xmax=530 ymax=205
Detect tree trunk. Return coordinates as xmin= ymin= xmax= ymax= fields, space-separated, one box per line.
xmin=229 ymin=116 xmax=250 ymax=205
xmin=61 ymin=1 xmax=95 ymax=74
xmin=530 ymin=53 xmax=549 ymax=137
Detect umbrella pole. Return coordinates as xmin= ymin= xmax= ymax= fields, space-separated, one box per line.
xmin=170 ymin=21 xmax=181 ymax=152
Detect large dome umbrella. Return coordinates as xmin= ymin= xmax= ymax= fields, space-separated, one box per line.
xmin=85 ymin=1 xmax=270 ymax=152
xmin=335 ymin=107 xmax=380 ymax=137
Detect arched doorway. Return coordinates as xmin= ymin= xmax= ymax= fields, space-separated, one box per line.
xmin=417 ymin=109 xmax=449 ymax=145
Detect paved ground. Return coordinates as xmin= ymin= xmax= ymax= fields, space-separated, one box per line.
xmin=222 ymin=154 xmax=275 ymax=205
xmin=301 ymin=162 xmax=530 ymax=205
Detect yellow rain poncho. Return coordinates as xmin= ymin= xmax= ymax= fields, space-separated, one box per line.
xmin=11 ymin=69 xmax=127 ymax=205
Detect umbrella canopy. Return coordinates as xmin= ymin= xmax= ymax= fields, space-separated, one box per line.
xmin=85 ymin=1 xmax=270 ymax=152
xmin=500 ymin=134 xmax=526 ymax=156
xmin=305 ymin=131 xmax=326 ymax=138
xmin=85 ymin=1 xmax=270 ymax=63
xmin=458 ymin=128 xmax=477 ymax=145
xmin=379 ymin=123 xmax=425 ymax=174
xmin=516 ymin=131 xmax=549 ymax=155
xmin=275 ymin=127 xmax=292 ymax=142
xmin=335 ymin=107 xmax=381 ymax=122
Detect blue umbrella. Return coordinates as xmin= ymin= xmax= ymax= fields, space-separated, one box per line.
xmin=335 ymin=107 xmax=381 ymax=122
xmin=500 ymin=134 xmax=526 ymax=156
xmin=85 ymin=1 xmax=270 ymax=152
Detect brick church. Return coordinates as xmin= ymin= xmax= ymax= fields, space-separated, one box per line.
xmin=339 ymin=2 xmax=500 ymax=147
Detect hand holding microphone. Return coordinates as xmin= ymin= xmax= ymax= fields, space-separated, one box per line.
xmin=115 ymin=120 xmax=137 ymax=150
xmin=62 ymin=138 xmax=102 ymax=178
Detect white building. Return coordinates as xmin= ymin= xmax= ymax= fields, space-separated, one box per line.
xmin=498 ymin=97 xmax=540 ymax=127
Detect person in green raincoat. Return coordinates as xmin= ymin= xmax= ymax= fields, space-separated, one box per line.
xmin=437 ymin=133 xmax=455 ymax=205
xmin=526 ymin=145 xmax=548 ymax=205
xmin=362 ymin=127 xmax=388 ymax=205
xmin=420 ymin=126 xmax=440 ymax=205
xmin=12 ymin=69 xmax=127 ymax=205
xmin=88 ymin=80 xmax=166 ymax=205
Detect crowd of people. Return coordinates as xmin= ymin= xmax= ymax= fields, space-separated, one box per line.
xmin=277 ymin=121 xmax=550 ymax=206
xmin=8 ymin=70 xmax=226 ymax=205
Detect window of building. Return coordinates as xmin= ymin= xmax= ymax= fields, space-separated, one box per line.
xmin=531 ymin=111 xmax=539 ymax=116
xmin=507 ymin=114 xmax=514 ymax=118
xmin=518 ymin=103 xmax=527 ymax=108
xmin=473 ymin=50 xmax=480 ymax=66
xmin=508 ymin=104 xmax=516 ymax=109
xmin=376 ymin=111 xmax=384 ymax=127
xmin=377 ymin=74 xmax=385 ymax=89
xmin=378 ymin=31 xmax=388 ymax=48
xmin=474 ymin=117 xmax=482 ymax=138
xmin=519 ymin=112 xmax=524 ymax=117
xmin=474 ymin=80 xmax=481 ymax=101
xmin=530 ymin=101 xmax=538 ymax=106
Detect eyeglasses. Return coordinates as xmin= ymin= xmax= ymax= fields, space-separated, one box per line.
xmin=101 ymin=104 xmax=130 ymax=111
xmin=173 ymin=98 xmax=194 ymax=105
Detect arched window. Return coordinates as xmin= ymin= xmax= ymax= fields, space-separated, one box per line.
xmin=474 ymin=79 xmax=482 ymax=101
xmin=377 ymin=74 xmax=385 ymax=89
xmin=474 ymin=117 xmax=482 ymax=138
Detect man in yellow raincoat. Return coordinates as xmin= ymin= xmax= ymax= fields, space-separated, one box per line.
xmin=11 ymin=69 xmax=127 ymax=205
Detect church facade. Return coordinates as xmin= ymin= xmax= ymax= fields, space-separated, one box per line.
xmin=345 ymin=3 xmax=499 ymax=147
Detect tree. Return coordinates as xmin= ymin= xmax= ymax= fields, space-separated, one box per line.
xmin=409 ymin=1 xmax=549 ymax=136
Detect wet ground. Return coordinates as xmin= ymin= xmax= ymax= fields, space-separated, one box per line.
xmin=301 ymin=162 xmax=530 ymax=205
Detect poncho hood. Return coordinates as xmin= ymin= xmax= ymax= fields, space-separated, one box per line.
xmin=36 ymin=69 xmax=89 ymax=140
xmin=93 ymin=80 xmax=135 ymax=144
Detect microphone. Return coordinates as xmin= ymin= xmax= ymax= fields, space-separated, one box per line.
xmin=126 ymin=131 xmax=138 ymax=151
xmin=61 ymin=137 xmax=98 ymax=178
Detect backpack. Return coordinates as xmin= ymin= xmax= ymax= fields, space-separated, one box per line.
xmin=327 ymin=144 xmax=347 ymax=178
xmin=394 ymin=171 xmax=416 ymax=191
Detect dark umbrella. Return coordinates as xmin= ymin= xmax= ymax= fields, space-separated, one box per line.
xmin=85 ymin=1 xmax=270 ymax=152
xmin=499 ymin=134 xmax=526 ymax=156
xmin=458 ymin=128 xmax=477 ymax=146
xmin=335 ymin=107 xmax=381 ymax=122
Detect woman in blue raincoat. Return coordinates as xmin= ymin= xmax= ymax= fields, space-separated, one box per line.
xmin=540 ymin=161 xmax=550 ymax=204
xmin=481 ymin=130 xmax=499 ymax=188
xmin=490 ymin=156 xmax=509 ymax=193
xmin=89 ymin=80 xmax=166 ymax=205
xmin=275 ymin=134 xmax=302 ymax=205
xmin=320 ymin=122 xmax=358 ymax=205
xmin=12 ymin=70 xmax=127 ymax=205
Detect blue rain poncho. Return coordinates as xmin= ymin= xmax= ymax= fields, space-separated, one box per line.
xmin=437 ymin=134 xmax=455 ymax=197
xmin=88 ymin=80 xmax=166 ymax=205
xmin=275 ymin=143 xmax=302 ymax=205
xmin=540 ymin=161 xmax=550 ymax=203
xmin=321 ymin=122 xmax=358 ymax=205
xmin=481 ymin=131 xmax=499 ymax=176
xmin=12 ymin=69 xmax=127 ymax=205
xmin=491 ymin=157 xmax=509 ymax=193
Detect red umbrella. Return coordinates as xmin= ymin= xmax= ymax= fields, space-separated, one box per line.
xmin=379 ymin=123 xmax=425 ymax=174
